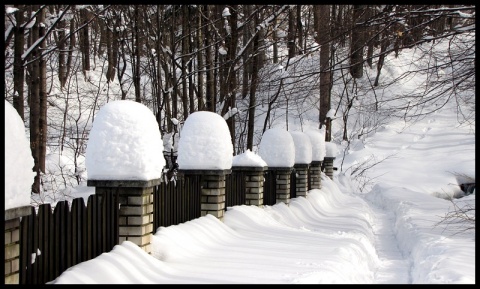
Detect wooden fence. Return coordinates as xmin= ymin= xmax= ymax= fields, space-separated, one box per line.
xmin=19 ymin=193 xmax=118 ymax=284
xmin=153 ymin=174 xmax=202 ymax=229
xmin=18 ymin=167 xmax=311 ymax=284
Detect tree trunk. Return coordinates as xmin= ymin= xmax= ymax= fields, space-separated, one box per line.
xmin=350 ymin=5 xmax=365 ymax=79
xmin=54 ymin=5 xmax=67 ymax=88
xmin=222 ymin=4 xmax=239 ymax=153
xmin=296 ymin=5 xmax=303 ymax=55
xmin=181 ymin=5 xmax=190 ymax=119
xmin=272 ymin=16 xmax=279 ymax=63
xmin=365 ymin=6 xmax=374 ymax=69
xmin=130 ymin=6 xmax=142 ymax=103
xmin=28 ymin=5 xmax=41 ymax=194
xmin=65 ymin=17 xmax=75 ymax=84
xmin=374 ymin=40 xmax=388 ymax=87
xmin=247 ymin=15 xmax=260 ymax=151
xmin=196 ymin=6 xmax=205 ymax=111
xmin=80 ymin=8 xmax=91 ymax=78
xmin=204 ymin=5 xmax=215 ymax=112
xmin=314 ymin=5 xmax=332 ymax=140
xmin=188 ymin=7 xmax=195 ymax=114
xmin=242 ymin=5 xmax=253 ymax=99
xmin=105 ymin=15 xmax=116 ymax=82
xmin=13 ymin=5 xmax=25 ymax=120
xmin=171 ymin=7 xmax=178 ymax=119
xmin=39 ymin=8 xmax=47 ymax=174
xmin=287 ymin=7 xmax=295 ymax=59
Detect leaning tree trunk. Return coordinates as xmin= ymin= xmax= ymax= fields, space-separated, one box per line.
xmin=134 ymin=7 xmax=142 ymax=103
xmin=247 ymin=18 xmax=261 ymax=151
xmin=222 ymin=4 xmax=239 ymax=153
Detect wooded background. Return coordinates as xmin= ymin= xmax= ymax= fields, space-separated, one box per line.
xmin=4 ymin=5 xmax=475 ymax=196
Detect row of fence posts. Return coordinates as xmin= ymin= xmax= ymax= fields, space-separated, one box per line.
xmin=4 ymin=155 xmax=336 ymax=284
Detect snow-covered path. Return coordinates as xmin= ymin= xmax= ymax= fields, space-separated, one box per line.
xmin=368 ymin=200 xmax=411 ymax=284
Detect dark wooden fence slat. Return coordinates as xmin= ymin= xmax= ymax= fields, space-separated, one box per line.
xmin=53 ymin=201 xmax=68 ymax=279
xmin=19 ymin=206 xmax=35 ymax=284
xmin=86 ymin=194 xmax=95 ymax=261
xmin=46 ymin=204 xmax=55 ymax=283
xmin=291 ymin=169 xmax=297 ymax=199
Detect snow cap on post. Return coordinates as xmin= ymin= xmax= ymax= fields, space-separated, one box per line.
xmin=289 ymin=131 xmax=313 ymax=165
xmin=258 ymin=127 xmax=295 ymax=167
xmin=85 ymin=100 xmax=165 ymax=180
xmin=5 ymin=100 xmax=36 ymax=210
xmin=304 ymin=128 xmax=326 ymax=161
xmin=325 ymin=142 xmax=339 ymax=158
xmin=232 ymin=149 xmax=267 ymax=167
xmin=177 ymin=111 xmax=233 ymax=170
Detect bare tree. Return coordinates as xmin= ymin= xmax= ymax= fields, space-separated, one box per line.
xmin=349 ymin=4 xmax=366 ymax=79
xmin=12 ymin=5 xmax=25 ymax=119
xmin=79 ymin=7 xmax=91 ymax=78
xmin=314 ymin=5 xmax=333 ymax=139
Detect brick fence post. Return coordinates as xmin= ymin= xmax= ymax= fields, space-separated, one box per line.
xmin=4 ymin=206 xmax=31 ymax=284
xmin=323 ymin=157 xmax=336 ymax=180
xmin=309 ymin=161 xmax=323 ymax=189
xmin=271 ymin=167 xmax=293 ymax=205
xmin=87 ymin=179 xmax=161 ymax=254
xmin=324 ymin=141 xmax=338 ymax=180
xmin=233 ymin=166 xmax=267 ymax=206
xmin=294 ymin=164 xmax=309 ymax=197
xmin=180 ymin=169 xmax=231 ymax=222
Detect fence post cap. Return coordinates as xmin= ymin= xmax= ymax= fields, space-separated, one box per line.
xmin=293 ymin=163 xmax=310 ymax=169
xmin=231 ymin=166 xmax=268 ymax=172
xmin=5 ymin=205 xmax=32 ymax=221
xmin=86 ymin=178 xmax=162 ymax=188
xmin=267 ymin=167 xmax=294 ymax=172
xmin=178 ymin=169 xmax=232 ymax=176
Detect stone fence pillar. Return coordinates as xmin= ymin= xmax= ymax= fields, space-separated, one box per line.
xmin=180 ymin=169 xmax=231 ymax=222
xmin=309 ymin=161 xmax=323 ymax=189
xmin=4 ymin=206 xmax=31 ymax=284
xmin=271 ymin=167 xmax=293 ymax=205
xmin=87 ymin=179 xmax=161 ymax=254
xmin=233 ymin=166 xmax=267 ymax=206
xmin=294 ymin=164 xmax=309 ymax=198
xmin=323 ymin=157 xmax=336 ymax=180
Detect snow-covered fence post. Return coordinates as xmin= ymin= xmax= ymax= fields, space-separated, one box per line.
xmin=259 ymin=128 xmax=295 ymax=205
xmin=294 ymin=164 xmax=309 ymax=197
xmin=4 ymin=100 xmax=36 ymax=284
xmin=324 ymin=142 xmax=339 ymax=180
xmin=232 ymin=150 xmax=268 ymax=206
xmin=4 ymin=207 xmax=31 ymax=284
xmin=177 ymin=111 xmax=233 ymax=222
xmin=244 ymin=167 xmax=267 ymax=206
xmin=305 ymin=129 xmax=326 ymax=189
xmin=85 ymin=100 xmax=165 ymax=254
xmin=290 ymin=131 xmax=313 ymax=198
